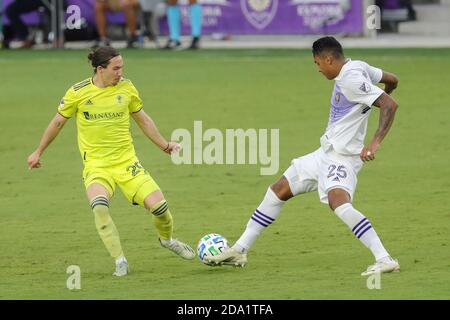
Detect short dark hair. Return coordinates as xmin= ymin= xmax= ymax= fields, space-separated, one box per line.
xmin=88 ymin=46 xmax=120 ymax=73
xmin=312 ymin=36 xmax=344 ymax=59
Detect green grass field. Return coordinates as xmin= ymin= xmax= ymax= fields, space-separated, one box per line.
xmin=0 ymin=48 xmax=449 ymax=299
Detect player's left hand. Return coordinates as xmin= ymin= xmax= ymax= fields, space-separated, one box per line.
xmin=360 ymin=141 xmax=380 ymax=162
xmin=27 ymin=150 xmax=42 ymax=169
xmin=164 ymin=141 xmax=182 ymax=155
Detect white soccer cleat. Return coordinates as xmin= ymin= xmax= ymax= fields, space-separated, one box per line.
xmin=160 ymin=239 xmax=196 ymax=260
xmin=113 ymin=260 xmax=129 ymax=277
xmin=205 ymin=247 xmax=248 ymax=267
xmin=361 ymin=256 xmax=400 ymax=276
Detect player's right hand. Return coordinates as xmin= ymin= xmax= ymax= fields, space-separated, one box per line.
xmin=360 ymin=141 xmax=380 ymax=162
xmin=165 ymin=141 xmax=182 ymax=155
xmin=27 ymin=151 xmax=42 ymax=170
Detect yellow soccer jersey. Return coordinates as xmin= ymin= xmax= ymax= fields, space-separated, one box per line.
xmin=58 ymin=78 xmax=143 ymax=166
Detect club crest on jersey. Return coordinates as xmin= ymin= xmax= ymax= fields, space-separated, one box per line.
xmin=335 ymin=93 xmax=341 ymax=103
xmin=359 ymin=82 xmax=371 ymax=93
xmin=241 ymin=0 xmax=278 ymax=30
xmin=117 ymin=95 xmax=123 ymax=104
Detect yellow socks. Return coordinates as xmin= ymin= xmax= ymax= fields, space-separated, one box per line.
xmin=90 ymin=196 xmax=173 ymax=257
xmin=91 ymin=195 xmax=124 ymax=260
xmin=150 ymin=200 xmax=173 ymax=241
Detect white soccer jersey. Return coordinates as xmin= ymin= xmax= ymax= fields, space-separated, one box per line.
xmin=320 ymin=59 xmax=385 ymax=155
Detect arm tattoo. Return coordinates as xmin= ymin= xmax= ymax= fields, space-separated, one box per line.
xmin=374 ymin=94 xmax=397 ymax=142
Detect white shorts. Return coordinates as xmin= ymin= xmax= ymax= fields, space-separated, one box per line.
xmin=283 ymin=147 xmax=364 ymax=204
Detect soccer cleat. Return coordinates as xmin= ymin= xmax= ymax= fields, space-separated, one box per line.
xmin=361 ymin=256 xmax=400 ymax=276
xmin=204 ymin=247 xmax=248 ymax=267
xmin=188 ymin=37 xmax=200 ymax=50
xmin=160 ymin=239 xmax=196 ymax=260
xmin=162 ymin=39 xmax=182 ymax=50
xmin=113 ymin=260 xmax=129 ymax=277
xmin=126 ymin=35 xmax=140 ymax=49
xmin=143 ymin=30 xmax=156 ymax=41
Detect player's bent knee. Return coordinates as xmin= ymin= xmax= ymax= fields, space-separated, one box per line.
xmin=328 ymin=188 xmax=351 ymax=211
xmin=87 ymin=183 xmax=110 ymax=201
xmin=270 ymin=176 xmax=293 ymax=201
xmin=143 ymin=189 xmax=165 ymax=210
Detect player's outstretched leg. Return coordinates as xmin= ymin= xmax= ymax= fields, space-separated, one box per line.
xmin=88 ymin=185 xmax=128 ymax=276
xmin=328 ymin=189 xmax=400 ymax=276
xmin=205 ymin=177 xmax=293 ymax=267
xmin=144 ymin=191 xmax=195 ymax=260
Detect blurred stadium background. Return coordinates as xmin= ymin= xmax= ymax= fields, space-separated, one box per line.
xmin=1 ymin=0 xmax=450 ymax=49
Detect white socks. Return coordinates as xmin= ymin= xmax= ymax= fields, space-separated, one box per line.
xmin=234 ymin=187 xmax=285 ymax=253
xmin=334 ymin=203 xmax=389 ymax=261
xmin=115 ymin=256 xmax=127 ymax=265
xmin=232 ymin=187 xmax=391 ymax=261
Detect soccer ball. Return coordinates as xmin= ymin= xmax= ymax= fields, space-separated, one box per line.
xmin=197 ymin=233 xmax=229 ymax=264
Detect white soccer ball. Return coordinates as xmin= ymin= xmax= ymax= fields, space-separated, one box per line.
xmin=197 ymin=233 xmax=229 ymax=264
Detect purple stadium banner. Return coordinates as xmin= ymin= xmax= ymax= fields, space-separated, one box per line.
xmin=2 ymin=0 xmax=363 ymax=35
xmin=160 ymin=0 xmax=364 ymax=35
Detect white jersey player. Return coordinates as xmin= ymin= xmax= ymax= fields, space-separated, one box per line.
xmin=206 ymin=37 xmax=401 ymax=276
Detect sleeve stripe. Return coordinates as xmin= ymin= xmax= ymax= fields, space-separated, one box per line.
xmin=73 ymin=82 xmax=90 ymax=92
xmin=57 ymin=111 xmax=71 ymax=119
xmin=370 ymin=90 xmax=384 ymax=107
xmin=131 ymin=106 xmax=143 ymax=113
xmin=72 ymin=79 xmax=90 ymax=90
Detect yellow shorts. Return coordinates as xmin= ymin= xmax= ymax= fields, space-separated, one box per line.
xmin=83 ymin=157 xmax=160 ymax=206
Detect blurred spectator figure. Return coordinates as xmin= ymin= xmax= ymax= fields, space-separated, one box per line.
xmin=401 ymin=0 xmax=416 ymax=21
xmin=375 ymin=0 xmax=416 ymax=32
xmin=376 ymin=0 xmax=416 ymax=21
xmin=94 ymin=0 xmax=140 ymax=48
xmin=164 ymin=0 xmax=202 ymax=50
xmin=139 ymin=0 xmax=161 ymax=42
xmin=2 ymin=0 xmax=44 ymax=49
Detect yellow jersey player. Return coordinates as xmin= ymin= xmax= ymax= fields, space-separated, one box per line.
xmin=27 ymin=46 xmax=195 ymax=277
